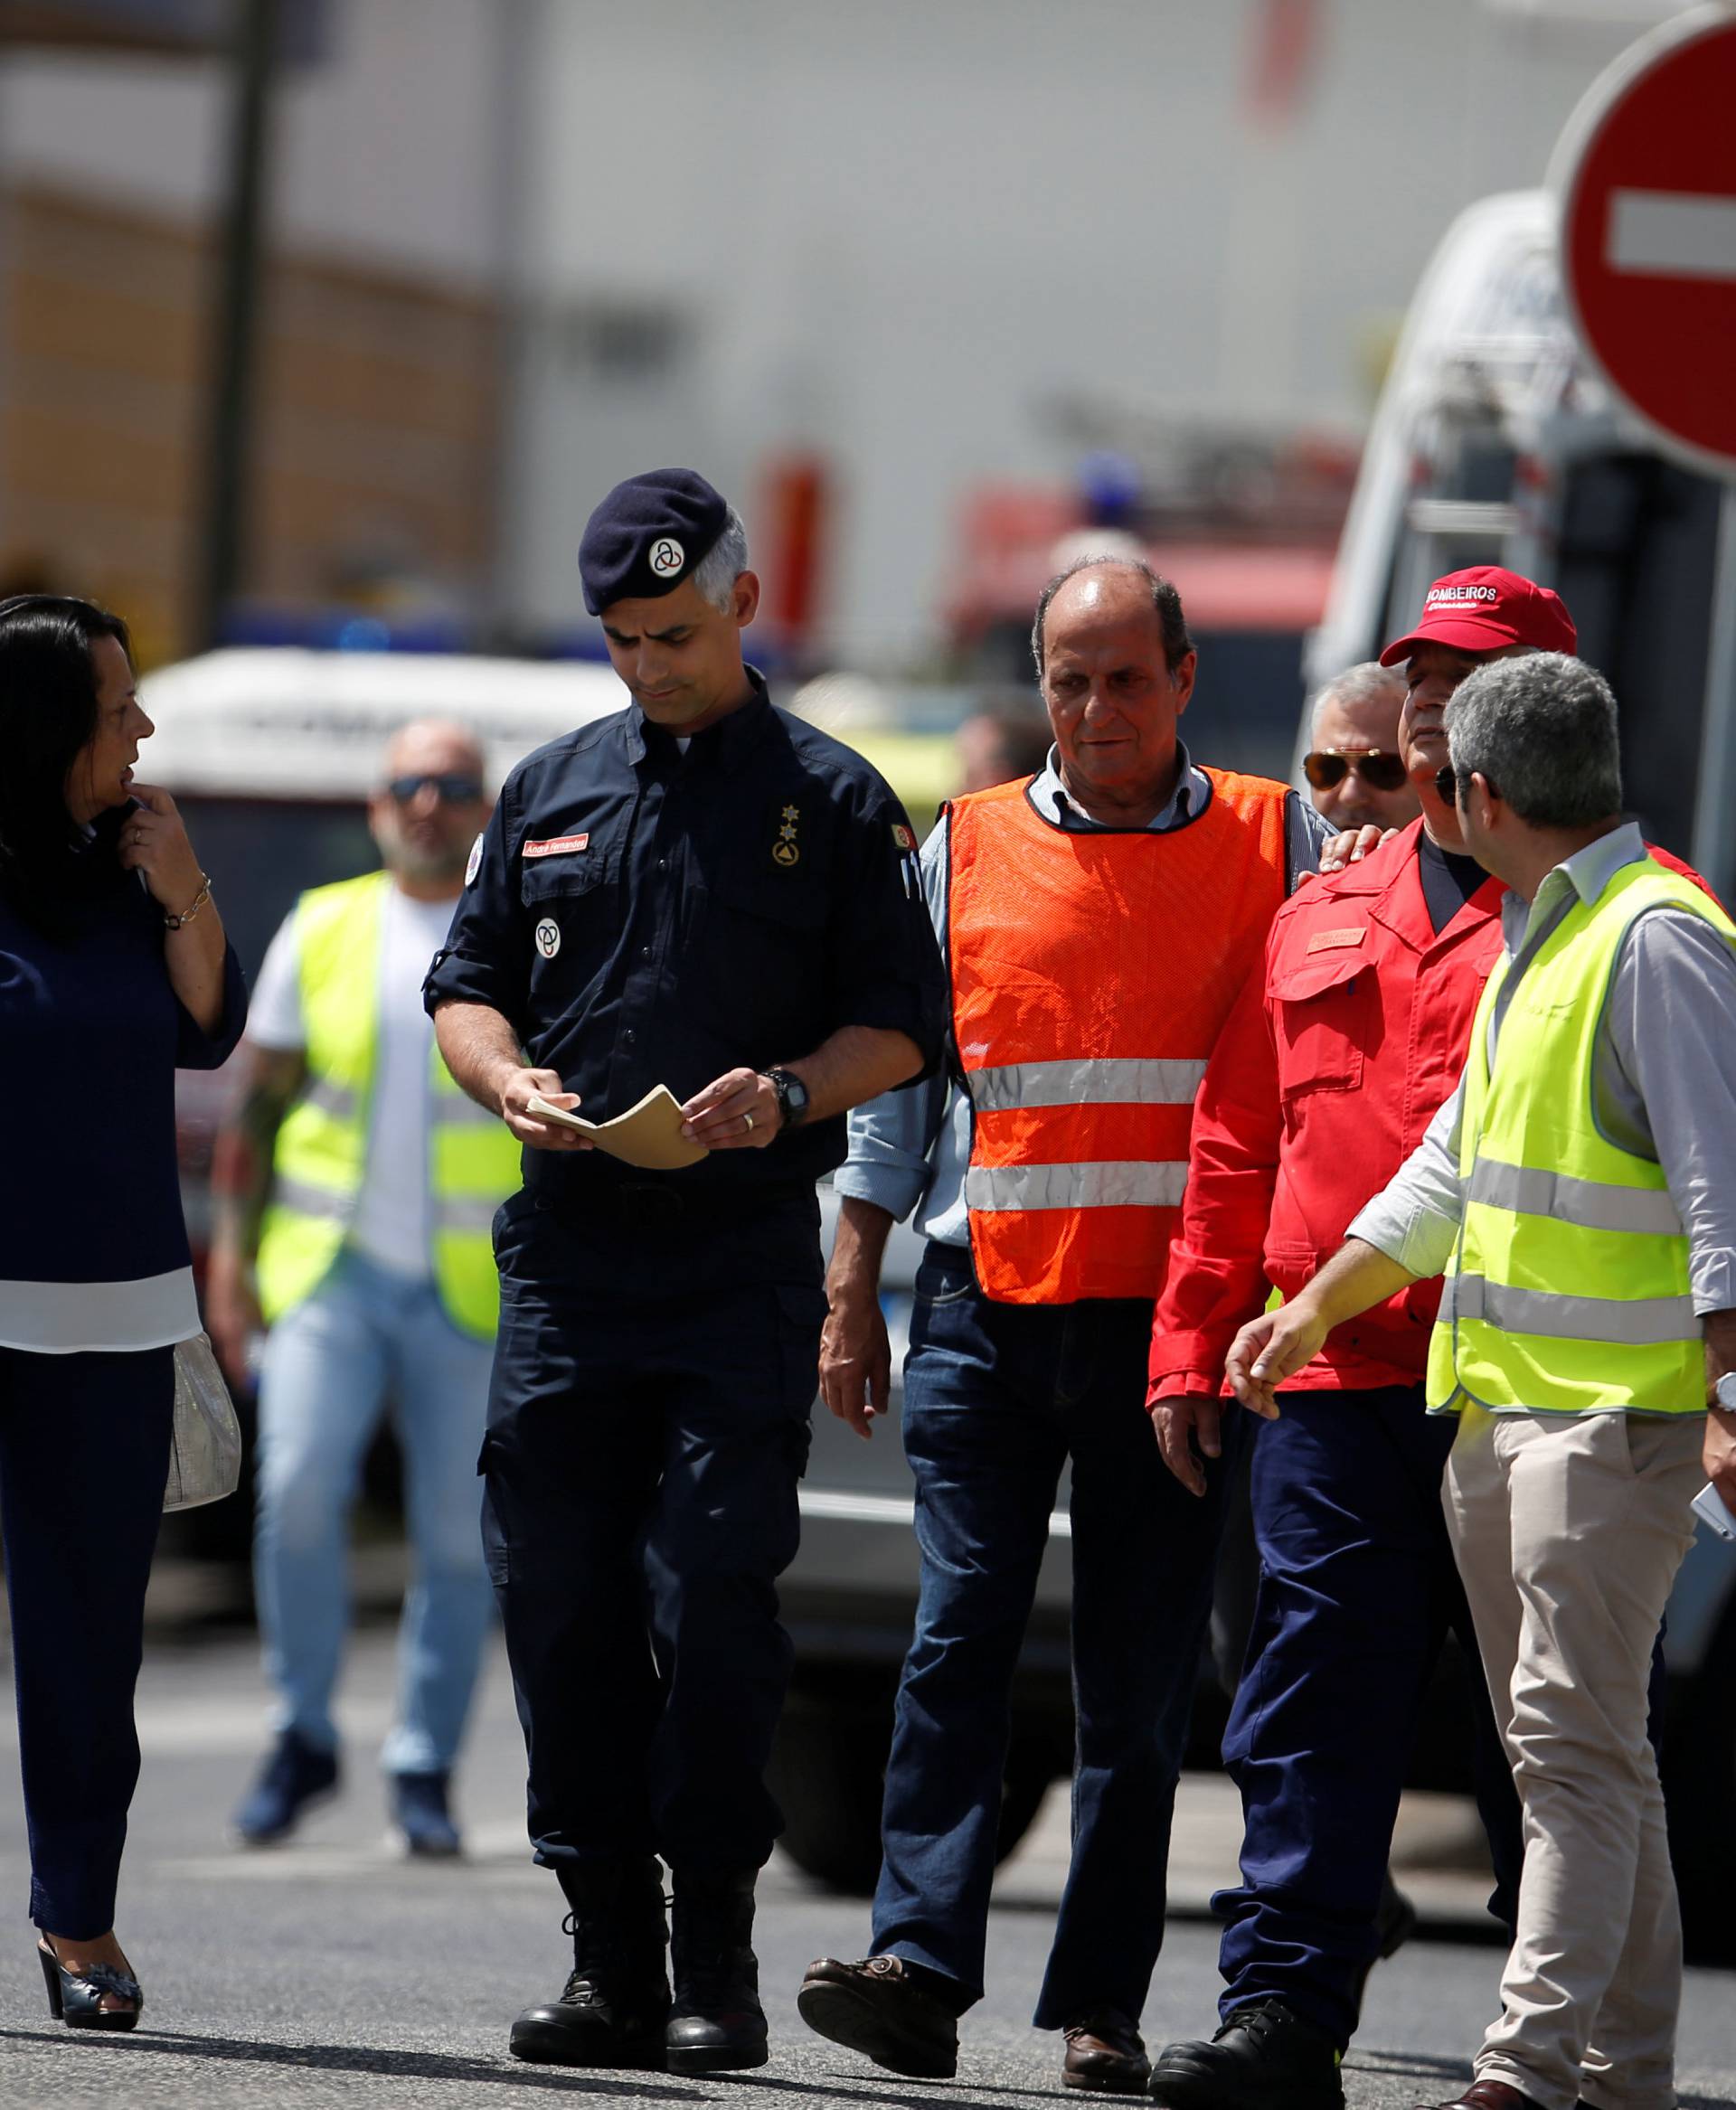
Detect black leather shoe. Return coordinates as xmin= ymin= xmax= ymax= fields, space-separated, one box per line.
xmin=1063 ymin=2007 xmax=1150 ymax=2094
xmin=390 ymin=1771 xmax=461 ymax=1859
xmin=1148 ymin=1999 xmax=1344 ymax=2110
xmin=797 ymin=1954 xmax=960 ymax=2079
xmin=665 ymin=1868 xmax=769 ymax=2074
xmin=509 ymin=1857 xmax=669 ymax=2069
xmin=232 ymin=1729 xmax=339 ymax=1845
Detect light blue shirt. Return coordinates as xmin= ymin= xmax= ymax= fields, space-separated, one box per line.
xmin=835 ymin=744 xmax=1328 ymax=1245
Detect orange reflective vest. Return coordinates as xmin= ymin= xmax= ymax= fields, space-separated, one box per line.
xmin=949 ymin=771 xmax=1290 ymax=1305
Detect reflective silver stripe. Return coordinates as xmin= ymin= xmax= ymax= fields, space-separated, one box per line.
xmin=1443 ymin=1272 xmax=1698 ymax=1346
xmin=435 ymin=1091 xmax=506 ymax=1128
xmin=301 ymin=1076 xmax=358 ymax=1122
xmin=970 ymin=1058 xmax=1206 ymax=1112
xmin=271 ymin=1177 xmax=351 ymax=1223
xmin=434 ymin=1193 xmax=505 ymax=1236
xmin=1467 ymin=1158 xmax=1683 ymax=1237
xmin=965 ymin=1161 xmax=1187 ymax=1212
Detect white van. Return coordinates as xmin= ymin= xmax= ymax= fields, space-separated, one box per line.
xmin=1304 ymin=193 xmax=1736 ymax=1958
xmin=135 ymin=647 xmax=620 ymax=1267
xmin=1306 ymin=187 xmax=1734 ymax=897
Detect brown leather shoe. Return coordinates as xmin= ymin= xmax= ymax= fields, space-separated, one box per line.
xmin=1420 ymin=2082 xmax=1551 ymax=2110
xmin=1061 ymin=2008 xmax=1150 ymax=2094
xmin=797 ymin=1954 xmax=959 ymax=2079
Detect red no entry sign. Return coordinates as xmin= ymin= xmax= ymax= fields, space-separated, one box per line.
xmin=1553 ymin=5 xmax=1736 ymax=477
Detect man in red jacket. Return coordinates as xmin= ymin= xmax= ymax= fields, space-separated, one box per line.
xmin=1144 ymin=569 xmax=1570 ymax=2110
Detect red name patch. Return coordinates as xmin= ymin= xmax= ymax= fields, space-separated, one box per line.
xmin=1306 ymin=927 xmax=1363 ymax=953
xmin=524 ymin=834 xmax=590 ymax=860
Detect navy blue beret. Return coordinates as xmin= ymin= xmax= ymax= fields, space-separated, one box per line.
xmin=578 ymin=467 xmax=730 ymax=616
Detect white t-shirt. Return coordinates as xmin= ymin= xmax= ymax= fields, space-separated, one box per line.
xmin=251 ymin=886 xmax=458 ymax=1280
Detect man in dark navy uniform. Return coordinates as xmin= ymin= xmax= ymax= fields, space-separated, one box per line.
xmin=426 ymin=469 xmax=945 ymax=2077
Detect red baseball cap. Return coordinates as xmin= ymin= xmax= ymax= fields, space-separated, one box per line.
xmin=1378 ymin=565 xmax=1577 ymax=666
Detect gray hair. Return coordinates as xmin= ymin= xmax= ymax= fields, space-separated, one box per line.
xmin=1309 ymin=661 xmax=1406 ymax=740
xmin=691 ymin=506 xmax=750 ymax=614
xmin=1446 ymin=654 xmax=1622 ymax=827
xmin=1031 ymin=555 xmax=1193 ymax=679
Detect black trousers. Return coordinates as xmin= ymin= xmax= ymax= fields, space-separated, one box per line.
xmin=0 ymin=1344 xmax=173 ymax=1937
xmin=481 ymin=1196 xmax=825 ymax=1879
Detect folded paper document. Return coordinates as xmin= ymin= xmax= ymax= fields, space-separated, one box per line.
xmin=525 ymin=1087 xmax=708 ymax=1171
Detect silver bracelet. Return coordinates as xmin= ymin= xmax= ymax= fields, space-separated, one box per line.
xmin=165 ymin=872 xmax=212 ymax=930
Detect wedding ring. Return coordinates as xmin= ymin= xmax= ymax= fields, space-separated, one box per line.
xmin=743 ymin=1111 xmax=755 ymax=1133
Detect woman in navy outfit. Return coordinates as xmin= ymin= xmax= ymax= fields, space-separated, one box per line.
xmin=0 ymin=596 xmax=245 ymax=2028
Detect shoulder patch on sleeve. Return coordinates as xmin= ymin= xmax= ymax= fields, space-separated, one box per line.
xmin=892 ymin=822 xmax=916 ymax=852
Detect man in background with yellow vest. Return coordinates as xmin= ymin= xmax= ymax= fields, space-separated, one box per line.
xmin=208 ymin=721 xmax=520 ymax=1857
xmin=798 ymin=558 xmax=1327 ymax=2091
xmin=1224 ymin=654 xmax=1736 ymax=2110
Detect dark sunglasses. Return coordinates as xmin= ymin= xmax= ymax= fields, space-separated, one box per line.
xmin=386 ymin=773 xmax=483 ymax=805
xmin=1434 ymin=764 xmax=1500 ymax=806
xmin=1303 ymin=749 xmax=1409 ymax=794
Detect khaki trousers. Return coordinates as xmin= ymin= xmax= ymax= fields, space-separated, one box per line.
xmin=1442 ymin=1405 xmax=1703 ymax=2110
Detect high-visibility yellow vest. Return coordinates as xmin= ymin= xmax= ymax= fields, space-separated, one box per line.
xmin=1426 ymin=854 xmax=1736 ymax=1417
xmin=255 ymin=871 xmax=521 ymax=1338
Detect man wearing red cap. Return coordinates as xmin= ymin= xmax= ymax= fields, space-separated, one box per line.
xmin=1144 ymin=568 xmax=1690 ymax=2110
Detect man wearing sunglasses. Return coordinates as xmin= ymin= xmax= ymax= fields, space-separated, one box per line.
xmin=1142 ymin=566 xmax=1577 ymax=2110
xmin=1146 ymin=567 xmax=1712 ymax=2110
xmin=1222 ymin=654 xmax=1736 ymax=2110
xmin=211 ymin=721 xmax=519 ymax=1858
xmin=1301 ymin=663 xmax=1420 ymax=836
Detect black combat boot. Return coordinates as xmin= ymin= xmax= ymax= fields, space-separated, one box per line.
xmin=665 ymin=1868 xmax=769 ymax=2074
xmin=1147 ymin=1998 xmax=1344 ymax=2110
xmin=509 ymin=1857 xmax=670 ymax=2068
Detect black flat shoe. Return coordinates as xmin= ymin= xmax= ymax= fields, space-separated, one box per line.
xmin=39 ymin=1942 xmax=144 ymax=2031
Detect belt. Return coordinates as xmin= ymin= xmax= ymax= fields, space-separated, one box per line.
xmin=530 ymin=1179 xmax=814 ymax=1234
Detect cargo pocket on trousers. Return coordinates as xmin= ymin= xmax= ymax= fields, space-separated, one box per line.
xmin=476 ymin=1433 xmax=512 ymax=1587
xmin=778 ymin=1282 xmax=828 ymax=1481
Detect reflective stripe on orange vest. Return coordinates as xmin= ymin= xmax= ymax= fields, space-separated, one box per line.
xmin=948 ymin=770 xmax=1290 ymax=1305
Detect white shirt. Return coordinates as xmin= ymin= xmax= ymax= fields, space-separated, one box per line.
xmin=252 ymin=884 xmax=458 ymax=1280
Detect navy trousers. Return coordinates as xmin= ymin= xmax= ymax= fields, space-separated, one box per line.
xmin=1216 ymin=1385 xmax=1524 ymax=2048
xmin=0 ymin=1345 xmax=174 ymax=1938
xmin=873 ymin=1241 xmax=1243 ymax=2030
xmin=481 ymin=1193 xmax=825 ymax=1879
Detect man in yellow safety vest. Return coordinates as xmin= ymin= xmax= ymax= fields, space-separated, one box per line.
xmin=1225 ymin=655 xmax=1736 ymax=2110
xmin=207 ymin=721 xmax=521 ymax=1857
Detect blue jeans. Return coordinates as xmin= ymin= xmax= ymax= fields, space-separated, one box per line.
xmin=253 ymin=1247 xmax=495 ymax=1776
xmin=1216 ymin=1386 xmax=1524 ymax=2048
xmin=873 ymin=1241 xmax=1244 ymax=2030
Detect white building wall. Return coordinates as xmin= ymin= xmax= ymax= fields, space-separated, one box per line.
xmin=511 ymin=0 xmax=1696 ymax=663
xmin=0 ymin=0 xmax=1703 ymax=661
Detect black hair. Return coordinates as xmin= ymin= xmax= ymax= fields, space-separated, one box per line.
xmin=0 ymin=593 xmax=135 ymax=931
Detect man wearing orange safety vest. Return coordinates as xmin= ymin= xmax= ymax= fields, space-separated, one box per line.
xmin=796 ymin=557 xmax=1327 ymax=2093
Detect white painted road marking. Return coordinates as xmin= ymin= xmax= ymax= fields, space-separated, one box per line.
xmin=1608 ymin=189 xmax=1736 ymax=280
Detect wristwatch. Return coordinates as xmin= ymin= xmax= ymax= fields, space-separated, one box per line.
xmin=764 ymin=1067 xmax=810 ymax=1131
xmin=1714 ymin=1371 xmax=1736 ymax=1414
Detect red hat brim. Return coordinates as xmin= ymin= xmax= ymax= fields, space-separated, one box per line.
xmin=1378 ymin=611 xmax=1535 ymax=666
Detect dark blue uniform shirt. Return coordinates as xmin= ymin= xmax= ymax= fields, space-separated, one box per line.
xmin=424 ymin=672 xmax=947 ymax=1225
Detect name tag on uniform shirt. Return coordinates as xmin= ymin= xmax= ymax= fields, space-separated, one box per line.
xmin=524 ymin=834 xmax=590 ymax=860
xmin=1306 ymin=927 xmax=1363 ymax=953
